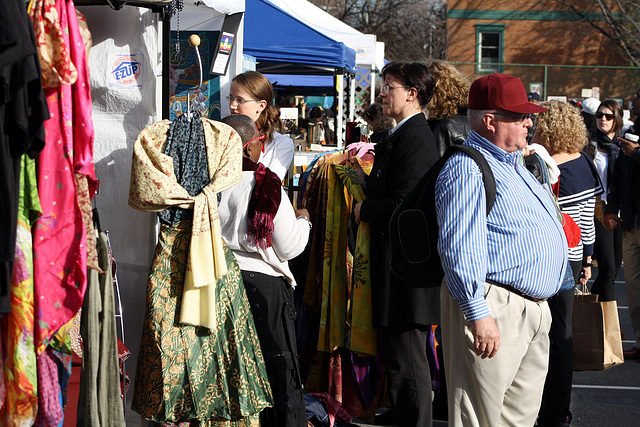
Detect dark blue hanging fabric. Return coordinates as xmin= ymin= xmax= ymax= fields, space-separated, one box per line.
xmin=158 ymin=112 xmax=209 ymax=225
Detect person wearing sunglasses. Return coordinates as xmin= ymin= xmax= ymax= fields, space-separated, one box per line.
xmin=604 ymin=88 xmax=640 ymax=361
xmin=590 ymin=99 xmax=624 ymax=304
xmin=436 ymin=73 xmax=565 ymax=427
xmin=353 ymin=61 xmax=440 ymax=427
xmin=228 ymin=71 xmax=294 ymax=181
xmin=218 ymin=114 xmax=311 ymax=427
xmin=533 ymin=100 xmax=603 ymax=427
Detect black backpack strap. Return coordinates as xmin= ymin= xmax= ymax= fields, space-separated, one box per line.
xmin=444 ymin=145 xmax=496 ymax=215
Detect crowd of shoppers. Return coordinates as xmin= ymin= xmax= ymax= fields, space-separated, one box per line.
xmin=351 ymin=67 xmax=639 ymax=427
xmin=132 ymin=64 xmax=639 ymax=427
xmin=532 ymin=100 xmax=603 ymax=427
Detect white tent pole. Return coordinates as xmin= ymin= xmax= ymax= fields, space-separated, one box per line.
xmin=336 ymin=74 xmax=344 ymax=148
xmin=370 ymin=71 xmax=376 ymax=105
xmin=349 ymin=73 xmax=355 ymax=123
xmin=156 ymin=18 xmax=165 ymax=121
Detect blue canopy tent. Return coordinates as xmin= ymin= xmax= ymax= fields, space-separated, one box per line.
xmin=244 ymin=0 xmax=356 ymax=75
xmin=265 ymin=73 xmax=335 ymax=96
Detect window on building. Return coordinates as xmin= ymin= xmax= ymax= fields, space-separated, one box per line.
xmin=476 ymin=24 xmax=505 ymax=74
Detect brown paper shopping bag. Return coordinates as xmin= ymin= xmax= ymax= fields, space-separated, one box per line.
xmin=572 ymin=287 xmax=624 ymax=371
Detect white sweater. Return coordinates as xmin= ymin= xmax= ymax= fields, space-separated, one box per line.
xmin=259 ymin=131 xmax=294 ymax=181
xmin=218 ymin=171 xmax=310 ymax=287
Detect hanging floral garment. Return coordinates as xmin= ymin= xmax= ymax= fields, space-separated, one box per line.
xmin=296 ymin=143 xmax=391 ymax=420
xmin=335 ymin=160 xmax=375 ymax=355
xmin=130 ymin=117 xmax=272 ymax=425
xmin=316 ymin=152 xmax=350 ymax=354
xmin=304 ymin=147 xmax=376 ymax=356
xmin=0 ymin=156 xmax=41 ymax=426
xmin=30 ymin=0 xmax=97 ymax=352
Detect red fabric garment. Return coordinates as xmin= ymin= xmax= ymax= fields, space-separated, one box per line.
xmin=552 ymin=181 xmax=582 ymax=248
xmin=32 ymin=0 xmax=96 ymax=352
xmin=62 ymin=354 xmax=82 ymax=427
xmin=242 ymin=157 xmax=281 ymax=248
xmin=308 ymin=392 xmax=353 ymax=426
xmin=117 ymin=338 xmax=131 ymax=403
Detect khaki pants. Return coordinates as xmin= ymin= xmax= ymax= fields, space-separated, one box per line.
xmin=441 ymin=283 xmax=552 ymax=427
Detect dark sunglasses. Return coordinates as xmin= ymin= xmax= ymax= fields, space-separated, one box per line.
xmin=243 ymin=134 xmax=266 ymax=150
xmin=493 ymin=112 xmax=533 ymax=123
xmin=596 ymin=112 xmax=615 ymax=120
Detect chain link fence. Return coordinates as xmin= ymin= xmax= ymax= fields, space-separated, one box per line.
xmin=453 ymin=62 xmax=640 ymax=109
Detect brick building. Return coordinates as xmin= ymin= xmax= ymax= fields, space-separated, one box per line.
xmin=446 ymin=0 xmax=640 ymax=105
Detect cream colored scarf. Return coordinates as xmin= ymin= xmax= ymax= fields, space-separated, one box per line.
xmin=129 ymin=118 xmax=242 ymax=330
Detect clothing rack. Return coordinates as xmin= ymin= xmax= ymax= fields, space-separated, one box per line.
xmin=105 ymin=229 xmax=128 ymax=416
xmin=94 ymin=207 xmax=128 ymax=414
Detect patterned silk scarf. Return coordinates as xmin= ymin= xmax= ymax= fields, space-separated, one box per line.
xmin=129 ymin=118 xmax=242 ymax=330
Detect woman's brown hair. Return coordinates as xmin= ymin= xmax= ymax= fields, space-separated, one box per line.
xmin=381 ymin=61 xmax=435 ymax=107
xmin=232 ymin=71 xmax=284 ymax=143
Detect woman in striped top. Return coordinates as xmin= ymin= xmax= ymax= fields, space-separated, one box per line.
xmin=533 ymin=100 xmax=603 ymax=427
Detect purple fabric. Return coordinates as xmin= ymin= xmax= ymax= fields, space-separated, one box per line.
xmin=426 ymin=326 xmax=441 ymax=393
xmin=349 ymin=351 xmax=384 ymax=408
xmin=34 ymin=348 xmax=72 ymax=427
xmin=34 ymin=350 xmax=63 ymax=427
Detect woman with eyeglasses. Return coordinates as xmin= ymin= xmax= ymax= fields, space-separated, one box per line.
xmin=228 ymin=71 xmax=294 ymax=181
xmin=353 ymin=61 xmax=440 ymax=427
xmin=591 ymin=99 xmax=623 ymax=302
xmin=218 ymin=114 xmax=311 ymax=427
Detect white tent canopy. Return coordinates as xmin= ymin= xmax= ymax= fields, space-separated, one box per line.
xmin=174 ymin=0 xmax=244 ymax=30
xmin=268 ymin=0 xmax=384 ymax=70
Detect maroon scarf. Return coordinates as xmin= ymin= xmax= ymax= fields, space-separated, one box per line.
xmin=243 ymin=157 xmax=282 ymax=248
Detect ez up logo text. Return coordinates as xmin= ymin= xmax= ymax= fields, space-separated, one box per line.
xmin=111 ymin=56 xmax=141 ymax=85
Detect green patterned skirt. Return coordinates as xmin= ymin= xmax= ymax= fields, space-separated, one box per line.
xmin=132 ymin=221 xmax=273 ymax=425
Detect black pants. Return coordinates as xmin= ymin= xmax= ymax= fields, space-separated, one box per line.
xmin=381 ymin=324 xmax=432 ymax=427
xmin=591 ymin=218 xmax=623 ymax=301
xmin=538 ymin=261 xmax=581 ymax=426
xmin=241 ymin=271 xmax=306 ymax=427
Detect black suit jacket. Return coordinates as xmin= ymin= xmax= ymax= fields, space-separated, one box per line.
xmin=360 ymin=113 xmax=441 ymax=327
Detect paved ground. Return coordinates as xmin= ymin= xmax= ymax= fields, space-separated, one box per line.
xmin=353 ymin=266 xmax=640 ymax=427
xmin=127 ymin=267 xmax=640 ymax=427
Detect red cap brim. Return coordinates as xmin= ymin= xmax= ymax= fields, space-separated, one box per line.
xmin=501 ymin=102 xmax=548 ymax=114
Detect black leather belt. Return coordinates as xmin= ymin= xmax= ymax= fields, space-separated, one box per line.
xmin=487 ymin=280 xmax=547 ymax=303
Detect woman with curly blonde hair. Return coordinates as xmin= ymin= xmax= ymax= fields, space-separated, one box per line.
xmin=426 ymin=61 xmax=470 ymax=155
xmin=535 ymin=100 xmax=590 ymax=154
xmin=533 ymin=100 xmax=603 ymax=427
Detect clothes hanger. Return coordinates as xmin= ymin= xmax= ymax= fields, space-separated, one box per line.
xmin=186 ymin=34 xmax=203 ymax=121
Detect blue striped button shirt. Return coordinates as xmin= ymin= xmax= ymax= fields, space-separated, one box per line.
xmin=435 ymin=131 xmax=568 ymax=321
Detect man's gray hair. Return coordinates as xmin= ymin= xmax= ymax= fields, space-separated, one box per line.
xmin=468 ymin=109 xmax=500 ymax=130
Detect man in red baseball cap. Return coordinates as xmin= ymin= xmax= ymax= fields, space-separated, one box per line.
xmin=435 ymin=73 xmax=568 ymax=426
